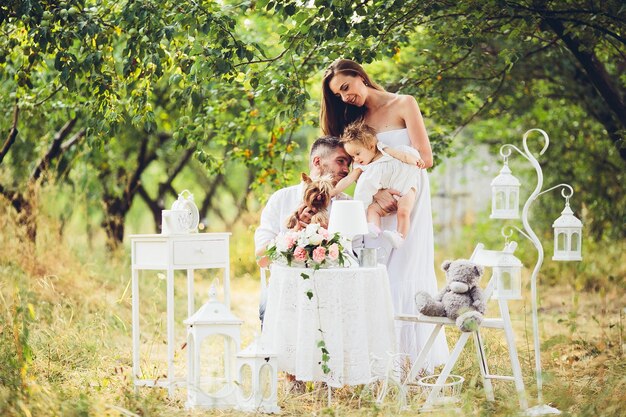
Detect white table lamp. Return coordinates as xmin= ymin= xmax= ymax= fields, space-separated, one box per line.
xmin=328 ymin=200 xmax=368 ymax=239
xmin=328 ymin=200 xmax=368 ymax=266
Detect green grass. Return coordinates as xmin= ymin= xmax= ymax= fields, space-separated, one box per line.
xmin=1 ymin=208 xmax=625 ymax=416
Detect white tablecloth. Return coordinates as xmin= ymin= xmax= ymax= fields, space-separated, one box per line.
xmin=260 ymin=264 xmax=396 ymax=387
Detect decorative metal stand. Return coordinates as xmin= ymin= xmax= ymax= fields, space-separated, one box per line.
xmin=490 ymin=129 xmax=583 ymax=416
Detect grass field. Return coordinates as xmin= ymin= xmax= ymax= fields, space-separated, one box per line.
xmin=1 ymin=213 xmax=625 ymax=417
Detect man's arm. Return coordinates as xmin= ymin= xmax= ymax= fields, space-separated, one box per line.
xmin=254 ymin=191 xmax=285 ymax=261
xmin=372 ymin=189 xmax=400 ymax=213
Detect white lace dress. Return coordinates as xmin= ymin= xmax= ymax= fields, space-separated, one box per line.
xmin=364 ymin=128 xmax=449 ymax=372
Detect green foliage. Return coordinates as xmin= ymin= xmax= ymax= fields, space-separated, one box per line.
xmin=1 ymin=0 xmax=624 ymax=244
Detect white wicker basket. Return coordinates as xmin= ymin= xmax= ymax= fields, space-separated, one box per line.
xmin=416 ymin=374 xmax=464 ymax=406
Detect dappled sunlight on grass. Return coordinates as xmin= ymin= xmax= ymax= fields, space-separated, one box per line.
xmin=1 ymin=210 xmax=624 ymax=416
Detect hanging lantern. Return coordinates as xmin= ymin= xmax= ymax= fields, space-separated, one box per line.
xmin=185 ymin=285 xmax=243 ymax=409
xmin=235 ymin=339 xmax=280 ymax=414
xmin=492 ymin=245 xmax=523 ymax=300
xmin=552 ymin=200 xmax=583 ymax=261
xmin=490 ymin=159 xmax=521 ymax=219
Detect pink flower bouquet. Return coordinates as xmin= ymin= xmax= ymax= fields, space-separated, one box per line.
xmin=265 ymin=223 xmax=346 ymax=268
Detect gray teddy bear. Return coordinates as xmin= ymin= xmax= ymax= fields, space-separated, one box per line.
xmin=415 ymin=259 xmax=487 ymax=332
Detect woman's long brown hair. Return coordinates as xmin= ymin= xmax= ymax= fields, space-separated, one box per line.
xmin=320 ymin=59 xmax=384 ymax=137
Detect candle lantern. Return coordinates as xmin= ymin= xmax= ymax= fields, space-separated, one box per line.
xmin=235 ymin=339 xmax=280 ymax=413
xmin=490 ymin=159 xmax=521 ymax=219
xmin=185 ymin=285 xmax=243 ymax=409
xmin=492 ymin=243 xmax=523 ymax=300
xmin=490 ymin=129 xmax=584 ymax=415
xmin=552 ymin=200 xmax=583 ymax=261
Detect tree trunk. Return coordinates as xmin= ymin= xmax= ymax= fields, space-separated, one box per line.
xmin=102 ymin=195 xmax=129 ymax=250
xmin=1 ymin=185 xmax=37 ymax=242
xmin=545 ymin=17 xmax=626 ymax=161
xmin=100 ymin=133 xmax=172 ymax=249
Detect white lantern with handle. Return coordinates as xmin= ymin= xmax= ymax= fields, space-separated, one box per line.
xmin=492 ymin=243 xmax=523 ymax=300
xmin=235 ymin=338 xmax=280 ymax=414
xmin=552 ymin=200 xmax=583 ymax=261
xmin=490 ymin=160 xmax=521 ymax=219
xmin=185 ymin=285 xmax=242 ymax=409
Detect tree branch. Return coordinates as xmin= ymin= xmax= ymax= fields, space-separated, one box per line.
xmin=31 ymin=118 xmax=78 ymax=181
xmin=200 ymin=171 xmax=225 ymax=219
xmin=0 ymin=101 xmax=19 ymax=165
xmin=544 ymin=17 xmax=626 ymax=156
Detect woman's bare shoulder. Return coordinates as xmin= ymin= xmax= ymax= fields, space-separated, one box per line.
xmin=395 ymin=94 xmax=418 ymax=105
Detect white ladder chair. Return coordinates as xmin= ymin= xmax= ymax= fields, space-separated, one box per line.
xmin=396 ymin=242 xmax=528 ymax=410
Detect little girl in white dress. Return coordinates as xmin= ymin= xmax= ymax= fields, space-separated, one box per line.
xmin=331 ymin=121 xmax=425 ymax=248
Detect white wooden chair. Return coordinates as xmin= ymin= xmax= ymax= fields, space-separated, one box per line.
xmin=396 ymin=242 xmax=528 ymax=410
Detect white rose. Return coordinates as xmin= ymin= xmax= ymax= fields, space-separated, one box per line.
xmin=305 ymin=223 xmax=319 ymax=237
xmin=308 ymin=233 xmax=323 ymax=246
xmin=275 ymin=234 xmax=289 ymax=252
xmin=297 ymin=233 xmax=309 ymax=247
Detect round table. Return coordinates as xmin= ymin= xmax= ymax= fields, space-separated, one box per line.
xmin=260 ymin=264 xmax=396 ymax=387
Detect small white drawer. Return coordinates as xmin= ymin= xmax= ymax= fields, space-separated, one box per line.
xmin=134 ymin=240 xmax=168 ymax=267
xmin=173 ymin=239 xmax=228 ymax=266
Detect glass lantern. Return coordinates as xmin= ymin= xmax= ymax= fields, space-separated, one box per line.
xmin=490 ymin=160 xmax=521 ymax=219
xmin=185 ymin=286 xmax=243 ymax=409
xmin=552 ymin=200 xmax=583 ymax=261
xmin=492 ymin=251 xmax=523 ymax=300
xmin=236 ymin=339 xmax=280 ymax=414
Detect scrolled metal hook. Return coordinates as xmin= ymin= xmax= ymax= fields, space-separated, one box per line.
xmin=501 ymin=226 xmax=514 ymax=241
xmin=499 ymin=145 xmax=513 ymax=159
xmin=560 ymin=185 xmax=574 ymax=199
xmin=522 ymin=128 xmax=550 ymax=157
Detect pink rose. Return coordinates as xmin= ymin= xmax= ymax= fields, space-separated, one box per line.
xmin=319 ymin=228 xmax=330 ymax=240
xmin=312 ymin=247 xmax=326 ymax=263
xmin=293 ymin=246 xmax=308 ymax=262
xmin=284 ymin=233 xmax=297 ymax=249
xmin=328 ymin=243 xmax=339 ymax=261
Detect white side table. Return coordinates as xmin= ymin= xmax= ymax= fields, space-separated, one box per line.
xmin=130 ymin=233 xmax=231 ymax=396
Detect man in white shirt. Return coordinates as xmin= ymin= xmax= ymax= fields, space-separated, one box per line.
xmin=254 ymin=135 xmax=353 ymax=262
xmin=254 ymin=135 xmax=399 ymax=391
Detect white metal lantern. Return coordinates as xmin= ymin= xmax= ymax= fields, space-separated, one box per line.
xmin=185 ymin=285 xmax=243 ymax=409
xmin=492 ymin=247 xmax=523 ymax=300
xmin=236 ymin=339 xmax=280 ymax=414
xmin=490 ymin=160 xmax=521 ymax=219
xmin=552 ymin=200 xmax=583 ymax=261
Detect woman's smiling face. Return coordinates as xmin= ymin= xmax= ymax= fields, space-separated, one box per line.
xmin=328 ymin=73 xmax=368 ymax=107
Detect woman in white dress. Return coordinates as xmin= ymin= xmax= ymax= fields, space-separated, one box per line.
xmin=320 ymin=59 xmax=449 ymax=373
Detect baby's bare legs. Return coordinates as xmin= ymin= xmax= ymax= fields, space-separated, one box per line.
xmin=381 ymin=189 xmax=416 ymax=248
xmin=396 ymin=188 xmax=416 ymax=238
xmin=367 ymin=200 xmax=386 ymax=229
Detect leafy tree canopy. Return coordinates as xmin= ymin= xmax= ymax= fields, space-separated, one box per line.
xmin=1 ymin=0 xmax=624 ymax=245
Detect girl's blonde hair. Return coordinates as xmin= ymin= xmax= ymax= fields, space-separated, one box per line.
xmin=340 ymin=120 xmax=378 ymax=149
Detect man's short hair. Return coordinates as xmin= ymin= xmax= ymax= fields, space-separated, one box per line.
xmin=309 ymin=135 xmax=344 ymax=168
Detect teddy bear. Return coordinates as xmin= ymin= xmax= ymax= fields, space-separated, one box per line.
xmin=414 ymin=259 xmax=487 ymax=332
xmin=285 ymin=173 xmax=333 ymax=230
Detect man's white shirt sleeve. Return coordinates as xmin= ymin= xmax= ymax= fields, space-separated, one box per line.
xmin=254 ymin=185 xmax=303 ymax=254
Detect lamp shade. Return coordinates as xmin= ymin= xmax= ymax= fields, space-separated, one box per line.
xmin=328 ymin=200 xmax=368 ymax=239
